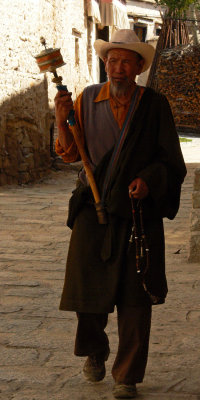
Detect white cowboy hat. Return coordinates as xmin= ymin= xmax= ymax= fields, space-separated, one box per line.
xmin=94 ymin=29 xmax=155 ymax=73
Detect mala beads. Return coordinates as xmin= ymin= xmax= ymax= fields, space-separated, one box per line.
xmin=129 ymin=195 xmax=150 ymax=275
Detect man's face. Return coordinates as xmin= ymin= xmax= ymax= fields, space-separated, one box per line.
xmin=104 ymin=48 xmax=144 ymax=96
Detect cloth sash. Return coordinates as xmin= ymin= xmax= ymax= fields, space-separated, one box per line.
xmin=101 ymin=85 xmax=145 ymax=203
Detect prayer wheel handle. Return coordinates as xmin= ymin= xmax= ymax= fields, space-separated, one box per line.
xmin=34 ymin=38 xmax=107 ymax=225
xmin=56 ymin=83 xmax=75 ymax=126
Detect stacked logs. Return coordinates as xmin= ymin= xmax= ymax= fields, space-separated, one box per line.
xmin=189 ymin=169 xmax=200 ymax=263
xmin=147 ymin=18 xmax=190 ymax=89
xmin=155 ymin=44 xmax=200 ymax=134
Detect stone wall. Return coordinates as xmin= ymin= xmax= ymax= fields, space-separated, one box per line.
xmin=154 ymin=45 xmax=200 ymax=134
xmin=0 ymin=0 xmax=97 ymax=185
xmin=189 ymin=169 xmax=200 ymax=262
xmin=0 ymin=79 xmax=51 ymax=185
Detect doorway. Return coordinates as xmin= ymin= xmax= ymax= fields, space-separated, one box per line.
xmin=134 ymin=25 xmax=147 ymax=42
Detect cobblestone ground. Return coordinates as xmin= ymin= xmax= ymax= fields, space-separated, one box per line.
xmin=0 ymin=139 xmax=200 ymax=400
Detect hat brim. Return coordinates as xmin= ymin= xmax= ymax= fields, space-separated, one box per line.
xmin=94 ymin=40 xmax=155 ymax=73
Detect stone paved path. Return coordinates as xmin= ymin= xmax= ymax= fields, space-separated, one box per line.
xmin=0 ymin=139 xmax=200 ymax=400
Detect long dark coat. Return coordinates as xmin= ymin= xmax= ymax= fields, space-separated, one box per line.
xmin=59 ymin=88 xmax=187 ymax=313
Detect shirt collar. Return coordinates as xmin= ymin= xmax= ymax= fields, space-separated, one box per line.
xmin=94 ymin=81 xmax=110 ymax=103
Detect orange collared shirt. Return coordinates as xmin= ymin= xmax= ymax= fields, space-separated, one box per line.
xmin=55 ymin=81 xmax=132 ymax=163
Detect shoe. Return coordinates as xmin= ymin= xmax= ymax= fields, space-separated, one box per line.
xmin=83 ymin=350 xmax=109 ymax=382
xmin=113 ymin=383 xmax=137 ymax=399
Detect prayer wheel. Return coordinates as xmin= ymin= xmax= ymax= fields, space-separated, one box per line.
xmin=34 ymin=37 xmax=107 ymax=225
xmin=35 ymin=47 xmax=65 ymax=73
xmin=35 ymin=37 xmax=65 ymax=74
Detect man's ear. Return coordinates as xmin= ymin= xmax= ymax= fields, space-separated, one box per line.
xmin=103 ymin=57 xmax=108 ymax=72
xmin=137 ymin=58 xmax=145 ymax=75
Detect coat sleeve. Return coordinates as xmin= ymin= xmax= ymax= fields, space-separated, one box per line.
xmin=137 ymin=94 xmax=187 ymax=219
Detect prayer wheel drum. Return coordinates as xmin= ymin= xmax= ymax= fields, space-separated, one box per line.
xmin=35 ymin=47 xmax=65 ymax=73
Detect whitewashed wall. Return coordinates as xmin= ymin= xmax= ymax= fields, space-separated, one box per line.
xmin=0 ymin=0 xmax=97 ymax=184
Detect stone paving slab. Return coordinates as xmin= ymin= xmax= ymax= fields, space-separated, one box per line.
xmin=0 ymin=147 xmax=200 ymax=399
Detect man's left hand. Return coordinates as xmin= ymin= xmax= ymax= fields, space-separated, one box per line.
xmin=128 ymin=178 xmax=149 ymax=199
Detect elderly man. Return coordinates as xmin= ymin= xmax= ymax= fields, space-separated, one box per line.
xmin=54 ymin=29 xmax=186 ymax=399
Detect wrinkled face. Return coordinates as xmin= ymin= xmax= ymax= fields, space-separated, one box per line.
xmin=104 ymin=48 xmax=144 ymax=97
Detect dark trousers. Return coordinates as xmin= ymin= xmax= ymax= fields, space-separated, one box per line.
xmin=74 ymin=305 xmax=152 ymax=385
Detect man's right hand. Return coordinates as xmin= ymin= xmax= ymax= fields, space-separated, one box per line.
xmin=54 ymin=90 xmax=74 ymax=127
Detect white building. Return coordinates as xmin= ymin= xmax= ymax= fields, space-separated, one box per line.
xmin=127 ymin=0 xmax=164 ymax=43
xmin=126 ymin=0 xmax=166 ymax=85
